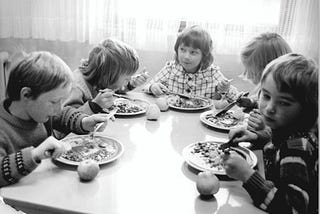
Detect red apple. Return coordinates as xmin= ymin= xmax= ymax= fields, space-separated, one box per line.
xmin=196 ymin=171 xmax=220 ymax=195
xmin=77 ymin=159 xmax=100 ymax=181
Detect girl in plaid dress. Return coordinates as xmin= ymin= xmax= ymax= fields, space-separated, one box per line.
xmin=223 ymin=53 xmax=318 ymax=214
xmin=143 ymin=25 xmax=239 ymax=102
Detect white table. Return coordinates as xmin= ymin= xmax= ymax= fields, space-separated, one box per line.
xmin=0 ymin=92 xmax=266 ymax=214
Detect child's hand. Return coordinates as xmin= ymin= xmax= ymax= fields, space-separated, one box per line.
xmin=216 ymin=79 xmax=231 ymax=94
xmin=130 ymin=68 xmax=149 ymax=87
xmin=81 ymin=114 xmax=111 ymax=132
xmin=229 ymin=126 xmax=258 ymax=143
xmin=92 ymin=89 xmax=115 ymax=109
xmin=150 ymin=83 xmax=169 ymax=96
xmin=247 ymin=109 xmax=265 ymax=131
xmin=222 ymin=152 xmax=255 ymax=182
xmin=32 ymin=136 xmax=66 ymax=161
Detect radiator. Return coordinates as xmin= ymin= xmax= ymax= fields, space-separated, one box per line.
xmin=0 ymin=52 xmax=9 ymax=101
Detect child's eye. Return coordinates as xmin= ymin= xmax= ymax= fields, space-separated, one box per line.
xmin=261 ymin=93 xmax=270 ymax=100
xmin=278 ymin=100 xmax=291 ymax=106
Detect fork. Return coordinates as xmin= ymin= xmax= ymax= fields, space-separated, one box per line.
xmin=90 ymin=107 xmax=118 ymax=139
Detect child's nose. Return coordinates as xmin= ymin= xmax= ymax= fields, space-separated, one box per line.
xmin=265 ymin=102 xmax=276 ymax=114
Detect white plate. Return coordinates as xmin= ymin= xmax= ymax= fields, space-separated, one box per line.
xmin=167 ymin=95 xmax=213 ymax=111
xmin=182 ymin=141 xmax=257 ymax=175
xmin=105 ymin=98 xmax=149 ymax=116
xmin=200 ymin=110 xmax=246 ymax=131
xmin=55 ymin=135 xmax=124 ymax=166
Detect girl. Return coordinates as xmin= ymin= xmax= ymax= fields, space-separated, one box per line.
xmin=223 ymin=53 xmax=318 ymax=214
xmin=143 ymin=25 xmax=239 ymax=102
xmin=64 ymin=38 xmax=149 ymax=114
xmin=238 ymin=33 xmax=292 ymax=132
xmin=0 ymin=51 xmax=110 ymax=187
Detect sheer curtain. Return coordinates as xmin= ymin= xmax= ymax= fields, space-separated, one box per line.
xmin=0 ymin=0 xmax=318 ymax=60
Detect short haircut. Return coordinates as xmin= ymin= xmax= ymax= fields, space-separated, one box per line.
xmin=6 ymin=51 xmax=73 ymax=100
xmin=261 ymin=53 xmax=318 ymax=130
xmin=174 ymin=25 xmax=214 ymax=70
xmin=80 ymin=38 xmax=140 ymax=90
xmin=241 ymin=32 xmax=292 ymax=84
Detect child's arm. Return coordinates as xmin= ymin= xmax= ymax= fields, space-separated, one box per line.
xmin=143 ymin=61 xmax=172 ymax=94
xmin=117 ymin=68 xmax=149 ymax=94
xmin=0 ymin=136 xmax=65 ymax=187
xmin=64 ymin=87 xmax=96 ymax=115
xmin=242 ymin=135 xmax=317 ymax=213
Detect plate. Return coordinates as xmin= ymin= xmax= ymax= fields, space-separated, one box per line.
xmin=200 ymin=110 xmax=246 ymax=131
xmin=167 ymin=95 xmax=213 ymax=111
xmin=182 ymin=141 xmax=257 ymax=175
xmin=55 ymin=135 xmax=124 ymax=166
xmin=105 ymin=98 xmax=149 ymax=116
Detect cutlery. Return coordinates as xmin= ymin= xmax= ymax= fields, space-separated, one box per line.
xmin=219 ymin=137 xmax=238 ymax=151
xmin=214 ymin=91 xmax=249 ymax=117
xmin=166 ymin=91 xmax=192 ymax=99
xmin=113 ymin=93 xmax=136 ymax=102
xmin=90 ymin=107 xmax=118 ymax=139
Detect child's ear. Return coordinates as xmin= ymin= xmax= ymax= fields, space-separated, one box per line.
xmin=20 ymin=87 xmax=33 ymax=100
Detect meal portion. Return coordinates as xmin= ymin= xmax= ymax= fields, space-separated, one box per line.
xmin=183 ymin=141 xmax=254 ymax=174
xmin=106 ymin=98 xmax=147 ymax=115
xmin=168 ymin=95 xmax=211 ymax=110
xmin=200 ymin=109 xmax=246 ymax=130
xmin=59 ymin=136 xmax=122 ymax=165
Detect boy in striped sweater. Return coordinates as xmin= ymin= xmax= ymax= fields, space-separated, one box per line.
xmin=0 ymin=51 xmax=110 ymax=187
xmin=223 ymin=53 xmax=318 ymax=214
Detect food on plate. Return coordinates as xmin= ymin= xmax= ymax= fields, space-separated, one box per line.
xmin=60 ymin=136 xmax=118 ymax=163
xmin=196 ymin=171 xmax=220 ymax=195
xmin=190 ymin=141 xmax=225 ymax=171
xmin=77 ymin=159 xmax=100 ymax=181
xmin=169 ymin=95 xmax=208 ymax=109
xmin=205 ymin=111 xmax=244 ymax=128
xmin=146 ymin=104 xmax=161 ymax=120
xmin=213 ymin=99 xmax=229 ymax=109
xmin=107 ymin=98 xmax=145 ymax=114
xmin=155 ymin=96 xmax=169 ymax=111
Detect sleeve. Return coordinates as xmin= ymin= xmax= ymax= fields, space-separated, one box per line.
xmin=142 ymin=61 xmax=173 ymax=94
xmin=243 ymin=136 xmax=317 ymax=214
xmin=52 ymin=106 xmax=89 ymax=135
xmin=63 ymin=87 xmax=95 ymax=115
xmin=0 ymin=144 xmax=39 ymax=187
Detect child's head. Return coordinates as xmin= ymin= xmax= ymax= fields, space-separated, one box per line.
xmin=80 ymin=38 xmax=139 ymax=91
xmin=6 ymin=51 xmax=73 ymax=122
xmin=259 ymin=53 xmax=318 ymax=132
xmin=241 ymin=32 xmax=292 ymax=85
xmin=174 ymin=25 xmax=213 ymax=72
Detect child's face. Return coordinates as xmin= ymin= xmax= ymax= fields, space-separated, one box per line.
xmin=25 ymin=84 xmax=72 ymax=123
xmin=177 ymin=44 xmax=202 ymax=73
xmin=259 ymin=74 xmax=302 ymax=130
xmin=108 ymin=74 xmax=132 ymax=91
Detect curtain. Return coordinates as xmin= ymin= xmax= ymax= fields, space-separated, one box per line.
xmin=0 ymin=0 xmax=318 ymax=61
xmin=279 ymin=0 xmax=319 ymax=62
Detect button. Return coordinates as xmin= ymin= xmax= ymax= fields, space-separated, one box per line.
xmin=188 ymin=77 xmax=192 ymax=81
xmin=186 ymin=89 xmax=191 ymax=93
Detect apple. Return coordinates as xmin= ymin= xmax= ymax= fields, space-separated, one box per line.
xmin=146 ymin=104 xmax=161 ymax=120
xmin=77 ymin=159 xmax=100 ymax=181
xmin=155 ymin=97 xmax=169 ymax=112
xmin=196 ymin=171 xmax=220 ymax=195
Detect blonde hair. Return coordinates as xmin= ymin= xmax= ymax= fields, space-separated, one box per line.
xmin=241 ymin=32 xmax=292 ymax=85
xmin=80 ymin=38 xmax=139 ymax=90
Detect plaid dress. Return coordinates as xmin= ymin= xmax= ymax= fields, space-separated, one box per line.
xmin=147 ymin=60 xmax=239 ymax=101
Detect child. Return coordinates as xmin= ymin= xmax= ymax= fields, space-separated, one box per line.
xmin=64 ymin=38 xmax=149 ymax=115
xmin=223 ymin=53 xmax=318 ymax=214
xmin=143 ymin=25 xmax=239 ymax=102
xmin=0 ymin=51 xmax=110 ymax=187
xmin=237 ymin=33 xmax=292 ymax=132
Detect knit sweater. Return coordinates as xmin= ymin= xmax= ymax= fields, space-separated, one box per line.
xmin=243 ymin=130 xmax=318 ymax=214
xmin=0 ymin=99 xmax=88 ymax=187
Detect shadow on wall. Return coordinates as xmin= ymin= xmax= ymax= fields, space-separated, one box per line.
xmin=0 ymin=38 xmax=255 ymax=92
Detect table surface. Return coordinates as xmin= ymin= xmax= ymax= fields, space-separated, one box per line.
xmin=0 ymin=92 xmax=266 ymax=214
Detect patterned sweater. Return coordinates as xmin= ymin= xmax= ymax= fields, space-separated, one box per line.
xmin=143 ymin=60 xmax=239 ymax=102
xmin=0 ymin=99 xmax=88 ymax=187
xmin=243 ymin=130 xmax=318 ymax=214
